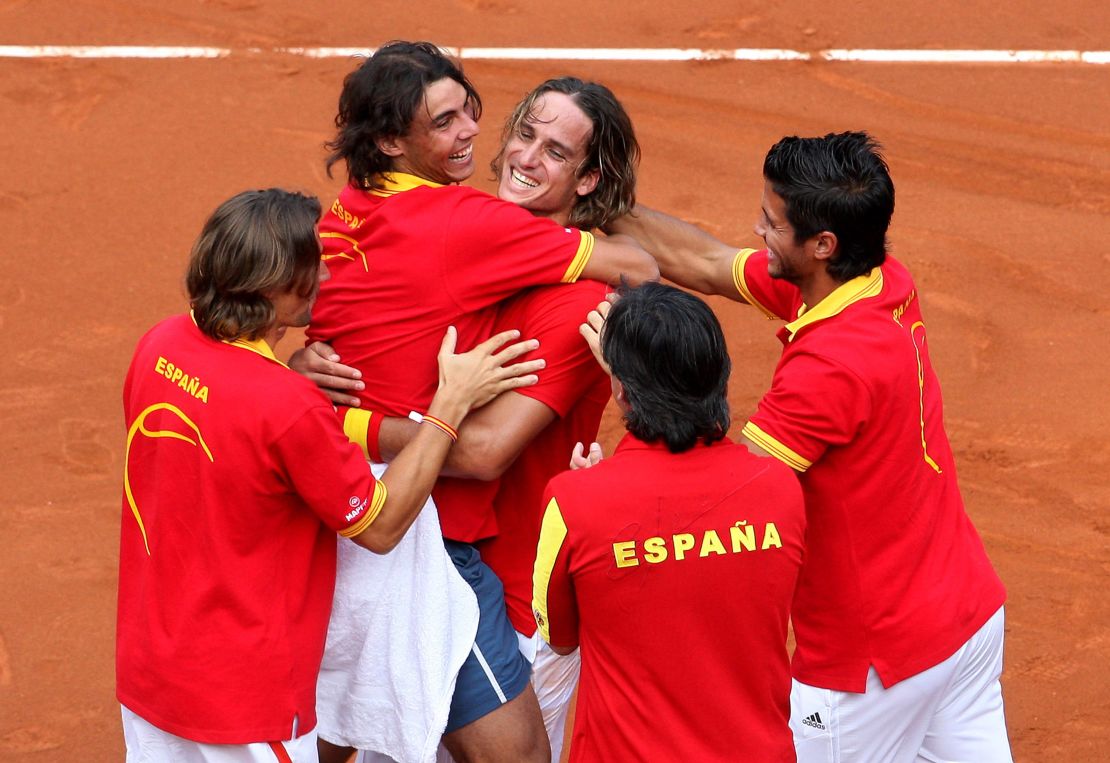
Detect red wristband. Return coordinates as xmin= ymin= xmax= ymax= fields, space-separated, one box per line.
xmin=365 ymin=409 xmax=383 ymax=463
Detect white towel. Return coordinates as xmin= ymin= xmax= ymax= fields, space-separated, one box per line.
xmin=316 ymin=462 xmax=479 ymax=763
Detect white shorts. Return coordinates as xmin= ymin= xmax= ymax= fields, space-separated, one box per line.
xmin=790 ymin=606 xmax=1012 ymax=763
xmin=121 ymin=705 xmax=319 ymax=763
xmin=517 ymin=629 xmax=580 ymax=762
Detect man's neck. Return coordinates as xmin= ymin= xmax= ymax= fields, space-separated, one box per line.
xmin=799 ymin=269 xmax=842 ymax=309
xmin=524 ymin=207 xmax=572 ymax=227
xmin=261 ymin=325 xmax=286 ymax=353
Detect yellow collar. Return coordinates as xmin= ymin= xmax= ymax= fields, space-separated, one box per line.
xmin=783 ymin=267 xmax=884 ymax=342
xmin=225 ymin=335 xmax=287 ymax=367
xmin=189 ymin=311 xmax=288 ymax=367
xmin=369 ymin=172 xmax=445 ymax=197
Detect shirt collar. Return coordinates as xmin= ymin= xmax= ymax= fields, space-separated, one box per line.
xmin=369 ymin=172 xmax=445 ymax=197
xmin=614 ymin=431 xmax=730 ymax=455
xmin=782 ymin=266 xmax=884 ymax=342
xmin=189 ymin=311 xmax=288 ymax=368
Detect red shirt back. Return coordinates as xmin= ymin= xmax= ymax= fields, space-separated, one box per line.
xmin=118 ymin=315 xmax=383 ymax=743
xmin=534 ymin=435 xmax=804 ymax=761
xmin=736 ymin=249 xmax=1007 ymax=691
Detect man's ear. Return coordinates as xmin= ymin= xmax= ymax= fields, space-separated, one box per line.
xmin=812 ymin=230 xmax=838 ymax=262
xmin=611 ymin=376 xmax=631 ymax=413
xmin=575 ymin=168 xmax=600 ymax=198
xmin=376 ymin=135 xmax=404 ymax=158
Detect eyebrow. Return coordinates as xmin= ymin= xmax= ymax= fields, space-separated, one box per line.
xmin=430 ymin=106 xmax=460 ymax=123
xmin=522 ymin=115 xmax=581 ymax=157
xmin=424 ymin=93 xmax=471 ymax=124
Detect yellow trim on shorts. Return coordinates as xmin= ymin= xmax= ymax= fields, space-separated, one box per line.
xmin=532 ymin=497 xmax=569 ymax=644
xmin=731 ymin=248 xmax=777 ymax=319
xmin=339 ymin=481 xmax=388 ymax=538
xmin=561 ymin=231 xmax=595 ymax=283
xmin=743 ymin=422 xmax=812 ymax=472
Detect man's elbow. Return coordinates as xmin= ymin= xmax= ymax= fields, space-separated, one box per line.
xmin=549 ymin=643 xmax=578 ymax=656
xmin=350 ymin=527 xmax=400 ymax=555
xmin=622 ymin=255 xmax=660 ymax=286
xmin=450 ymin=438 xmax=517 ymax=481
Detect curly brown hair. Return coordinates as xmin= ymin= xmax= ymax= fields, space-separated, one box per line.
xmin=326 ymin=41 xmax=482 ymax=190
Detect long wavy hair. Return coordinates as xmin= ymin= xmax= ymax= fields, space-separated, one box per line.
xmin=186 ymin=189 xmax=321 ymax=341
xmin=491 ymin=77 xmax=639 ymax=230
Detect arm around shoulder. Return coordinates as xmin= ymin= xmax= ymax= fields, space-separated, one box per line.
xmin=579 ymin=231 xmax=659 ymax=287
xmin=606 ymin=205 xmax=746 ymax=300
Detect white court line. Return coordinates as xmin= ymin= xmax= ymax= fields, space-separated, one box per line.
xmin=0 ymin=45 xmax=229 ymax=58
xmin=0 ymin=45 xmax=1107 ymax=64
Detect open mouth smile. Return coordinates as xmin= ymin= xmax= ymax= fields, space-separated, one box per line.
xmin=510 ymin=168 xmax=539 ymax=189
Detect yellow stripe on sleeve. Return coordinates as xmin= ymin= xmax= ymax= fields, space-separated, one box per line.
xmin=532 ymin=497 xmax=569 ymax=644
xmin=731 ymin=248 xmax=777 ymax=320
xmin=339 ymin=481 xmax=388 ymax=538
xmin=742 ymin=421 xmax=813 ymax=472
xmin=342 ymin=408 xmax=373 ymax=460
xmin=561 ymin=230 xmax=595 ymax=283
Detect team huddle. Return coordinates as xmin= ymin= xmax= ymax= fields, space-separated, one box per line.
xmin=117 ymin=41 xmax=1013 ymax=763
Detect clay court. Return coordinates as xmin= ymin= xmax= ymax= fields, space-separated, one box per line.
xmin=2 ymin=1 xmax=1108 ymax=759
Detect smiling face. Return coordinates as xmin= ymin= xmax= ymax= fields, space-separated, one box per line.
xmin=496 ymin=92 xmax=599 ymax=225
xmin=386 ymin=77 xmax=479 ymax=185
xmin=754 ymin=179 xmax=813 ymax=284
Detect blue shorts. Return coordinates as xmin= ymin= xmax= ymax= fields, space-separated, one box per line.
xmin=443 ymin=539 xmax=532 ymax=732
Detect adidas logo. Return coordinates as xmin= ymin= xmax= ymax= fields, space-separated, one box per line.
xmin=801 ymin=712 xmax=826 ymax=731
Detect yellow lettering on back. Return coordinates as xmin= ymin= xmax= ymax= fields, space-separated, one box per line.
xmin=761 ymin=522 xmax=782 ymax=550
xmin=673 ymin=533 xmax=695 ymax=561
xmin=613 ymin=541 xmax=639 ymax=568
xmin=731 ymin=521 xmax=756 ymax=552
xmin=643 ymin=536 xmax=668 ymax=563
xmin=699 ymin=529 xmax=727 ymax=557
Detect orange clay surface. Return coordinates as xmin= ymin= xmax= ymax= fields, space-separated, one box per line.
xmin=1 ymin=2 xmax=1108 ymax=759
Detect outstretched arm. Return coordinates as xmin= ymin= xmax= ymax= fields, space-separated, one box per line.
xmin=606 ymin=205 xmax=746 ymax=300
xmin=579 ymin=232 xmax=659 ymax=287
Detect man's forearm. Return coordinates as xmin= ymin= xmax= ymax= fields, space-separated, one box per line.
xmin=607 ymin=205 xmax=743 ymax=298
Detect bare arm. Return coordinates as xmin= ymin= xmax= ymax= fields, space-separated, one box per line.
xmin=290 ymin=341 xmax=561 ymax=480
xmin=606 ymin=205 xmax=746 ymax=300
xmin=380 ymin=391 xmax=558 ymax=481
xmin=348 ymin=329 xmax=544 ymax=553
xmin=579 ymin=232 xmax=659 ymax=286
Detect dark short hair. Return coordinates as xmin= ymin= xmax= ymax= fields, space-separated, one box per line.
xmin=602 ymin=282 xmax=730 ymax=453
xmin=326 ymin=41 xmax=482 ymax=189
xmin=491 ymin=77 xmax=639 ymax=230
xmin=186 ymin=189 xmax=321 ymax=342
xmin=763 ymin=131 xmax=895 ymax=281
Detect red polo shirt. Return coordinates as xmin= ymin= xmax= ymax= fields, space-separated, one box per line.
xmin=118 ymin=314 xmax=385 ymax=743
xmin=476 ymin=280 xmax=611 ymax=636
xmin=308 ymin=173 xmax=595 ymax=542
xmin=735 ymin=248 xmax=1007 ymax=692
xmin=534 ymin=434 xmax=804 ymax=761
